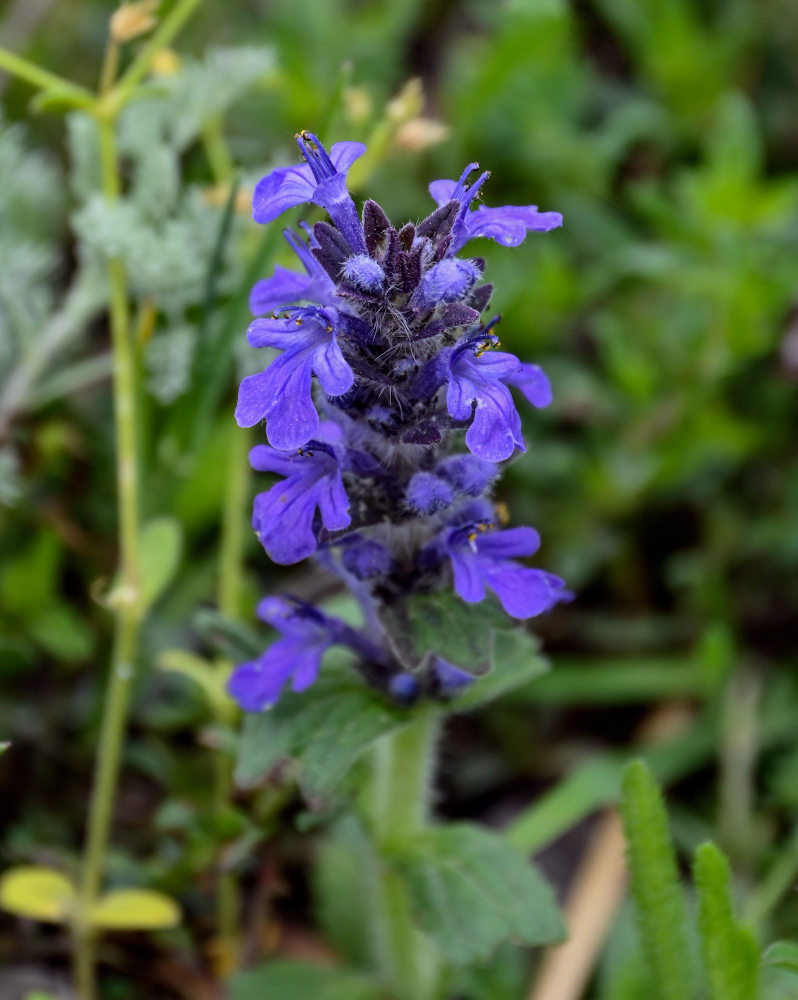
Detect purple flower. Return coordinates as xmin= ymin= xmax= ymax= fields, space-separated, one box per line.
xmin=433 ymin=658 xmax=474 ymax=693
xmin=249 ymin=441 xmax=350 ymax=564
xmin=253 ymin=132 xmax=366 ymax=252
xmin=435 ymin=454 xmax=499 ymax=497
xmin=249 ymin=228 xmax=337 ymax=315
xmin=236 ymin=307 xmax=354 ymax=449
xmin=446 ymin=333 xmax=553 ymax=462
xmin=414 ymin=258 xmax=480 ymax=306
xmin=406 ymin=472 xmax=454 ymax=514
xmin=430 ymin=163 xmax=562 ymax=253
xmin=228 ymin=597 xmax=336 ymax=711
xmin=441 ymin=523 xmax=567 ymax=619
xmin=340 ymin=535 xmax=394 ymax=579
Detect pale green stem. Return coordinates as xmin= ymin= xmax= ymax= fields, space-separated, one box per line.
xmin=0 ymin=44 xmax=93 ymax=100
xmin=719 ymin=670 xmax=761 ymax=867
xmin=76 ymin=117 xmax=142 ymax=1000
xmin=200 ymin=109 xmax=247 ymax=969
xmin=369 ymin=709 xmax=441 ymax=1000
xmin=213 ymin=422 xmax=249 ymax=967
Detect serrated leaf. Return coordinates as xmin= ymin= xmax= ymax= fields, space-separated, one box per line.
xmin=89 ymin=888 xmax=181 ymax=930
xmin=139 ymin=517 xmax=182 ymax=610
xmin=392 ymin=823 xmax=564 ymax=965
xmin=762 ymin=941 xmax=798 ymax=975
xmin=0 ymin=866 xmax=75 ymax=923
xmin=229 ymin=960 xmax=380 ymax=1000
xmin=235 ymin=665 xmax=408 ymax=798
xmin=452 ymin=629 xmax=549 ymax=711
xmin=381 ymin=592 xmax=511 ymax=674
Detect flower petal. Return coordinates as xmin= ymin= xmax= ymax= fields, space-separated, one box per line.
xmin=507 ymin=362 xmax=552 ymax=408
xmin=484 ymin=564 xmax=566 ymax=618
xmin=450 ymin=546 xmax=487 ymax=603
xmin=252 ymin=164 xmax=315 ymax=223
xmin=235 ymin=371 xmax=271 ymax=427
xmin=252 ymin=476 xmax=319 ymax=564
xmin=429 ymin=178 xmax=458 ymax=206
xmin=329 ymin=140 xmax=367 ymax=173
xmin=258 ymin=351 xmax=319 ymax=449
xmin=313 ymin=334 xmax=355 ymax=397
xmin=464 ymin=382 xmax=524 ymax=462
xmin=315 ymin=468 xmax=351 ymax=532
xmin=477 ymin=526 xmax=541 ymax=560
xmin=249 ymin=268 xmax=317 ymax=315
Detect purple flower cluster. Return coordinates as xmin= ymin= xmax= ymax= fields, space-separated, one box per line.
xmin=230 ymin=132 xmax=568 ymax=710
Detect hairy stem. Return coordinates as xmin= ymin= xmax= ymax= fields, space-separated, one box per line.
xmin=369 ymin=709 xmax=441 ymax=1000
xmin=76 ymin=117 xmax=142 ymax=1000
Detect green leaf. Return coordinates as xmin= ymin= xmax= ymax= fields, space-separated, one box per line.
xmin=452 ymin=629 xmax=549 ymax=711
xmin=693 ymin=842 xmax=759 ymax=1000
xmin=761 ymin=941 xmax=798 ymax=975
xmin=381 ymin=592 xmax=512 ymax=675
xmin=620 ymin=761 xmax=698 ymax=1000
xmin=229 ymin=960 xmax=380 ymax=1000
xmin=31 ymin=87 xmax=96 ymax=114
xmin=158 ymin=648 xmax=234 ymax=720
xmin=0 ymin=742 xmax=9 ymax=754
xmin=193 ymin=607 xmax=265 ymax=662
xmin=235 ymin=662 xmax=408 ymax=797
xmin=89 ymin=888 xmax=181 ymax=930
xmin=138 ymin=517 xmax=183 ymax=610
xmin=391 ymin=823 xmax=564 ymax=965
xmin=0 ymin=866 xmax=75 ymax=923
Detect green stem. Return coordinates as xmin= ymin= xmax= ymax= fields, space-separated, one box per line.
xmin=369 ymin=709 xmax=441 ymax=1000
xmin=0 ymin=44 xmax=93 ymax=100
xmin=213 ymin=422 xmax=249 ymax=968
xmin=76 ymin=116 xmax=142 ymax=1000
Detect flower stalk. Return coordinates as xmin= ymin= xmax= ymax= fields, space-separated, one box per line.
xmin=369 ymin=709 xmax=441 ymax=1000
xmin=75 ymin=111 xmax=141 ymax=1000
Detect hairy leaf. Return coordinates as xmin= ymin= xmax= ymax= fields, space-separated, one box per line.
xmin=392 ymin=823 xmax=564 ymax=965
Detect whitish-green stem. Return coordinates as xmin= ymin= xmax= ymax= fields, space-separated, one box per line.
xmin=719 ymin=670 xmax=761 ymax=868
xmin=75 ymin=115 xmax=142 ymax=1000
xmin=369 ymin=709 xmax=442 ymax=1000
xmin=212 ymin=420 xmax=250 ymax=969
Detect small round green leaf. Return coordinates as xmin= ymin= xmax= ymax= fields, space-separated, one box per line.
xmin=89 ymin=889 xmax=181 ymax=930
xmin=0 ymin=866 xmax=76 ymax=923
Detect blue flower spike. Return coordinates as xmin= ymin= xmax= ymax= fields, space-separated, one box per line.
xmin=229 ymin=133 xmax=566 ymax=709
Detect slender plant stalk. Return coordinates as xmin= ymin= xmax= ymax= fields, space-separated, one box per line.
xmin=369 ymin=709 xmax=441 ymax=1000
xmin=212 ymin=421 xmax=250 ymax=968
xmin=198 ymin=114 xmax=248 ymax=970
xmin=75 ymin=115 xmax=142 ymax=1000
xmin=0 ymin=44 xmax=92 ymax=100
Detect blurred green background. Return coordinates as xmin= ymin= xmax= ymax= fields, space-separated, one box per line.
xmin=2 ymin=0 xmax=798 ymax=997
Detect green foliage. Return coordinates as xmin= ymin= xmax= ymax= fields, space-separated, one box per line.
xmin=235 ymin=657 xmax=409 ymax=797
xmin=762 ymin=941 xmax=798 ymax=977
xmin=620 ymin=761 xmax=698 ymax=1000
xmin=390 ymin=823 xmax=564 ymax=965
xmin=693 ymin=842 xmax=759 ymax=1000
xmin=381 ymin=591 xmax=511 ymax=676
xmin=228 ymin=960 xmax=381 ymax=1000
